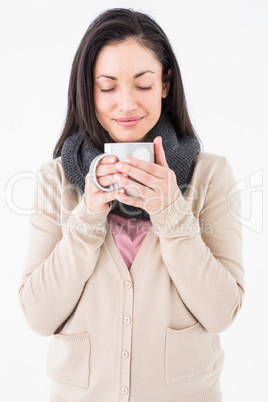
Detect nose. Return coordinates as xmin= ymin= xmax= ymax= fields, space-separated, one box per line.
xmin=117 ymin=88 xmax=137 ymax=113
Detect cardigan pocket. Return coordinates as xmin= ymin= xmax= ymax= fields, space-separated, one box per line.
xmin=165 ymin=322 xmax=213 ymax=384
xmin=46 ymin=332 xmax=90 ymax=389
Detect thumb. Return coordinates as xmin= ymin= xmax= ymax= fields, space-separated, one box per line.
xmin=154 ymin=136 xmax=168 ymax=167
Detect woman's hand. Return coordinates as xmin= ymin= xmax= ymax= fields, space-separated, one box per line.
xmin=84 ymin=155 xmax=120 ymax=213
xmin=113 ymin=136 xmax=181 ymax=215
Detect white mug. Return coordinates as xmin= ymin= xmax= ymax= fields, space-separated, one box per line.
xmin=89 ymin=142 xmax=155 ymax=196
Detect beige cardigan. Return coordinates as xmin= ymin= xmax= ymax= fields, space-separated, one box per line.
xmin=19 ymin=152 xmax=244 ymax=402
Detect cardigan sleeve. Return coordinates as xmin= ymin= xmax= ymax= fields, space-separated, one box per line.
xmin=149 ymin=158 xmax=244 ymax=334
xmin=18 ymin=161 xmax=111 ymax=336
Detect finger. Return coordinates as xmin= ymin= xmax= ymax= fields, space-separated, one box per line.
xmin=87 ymin=169 xmax=127 ymax=195
xmin=99 ymin=188 xmax=129 ymax=211
xmin=113 ymin=172 xmax=152 ymax=198
xmin=85 ymin=173 xmax=124 ymax=207
xmin=86 ymin=171 xmax=116 ymax=193
xmin=115 ymin=189 xmax=145 ymax=208
xmin=97 ymin=155 xmax=118 ymax=165
xmin=88 ymin=187 xmax=125 ymax=213
xmin=116 ymin=159 xmax=166 ymax=181
xmin=95 ymin=162 xmax=117 ymax=177
xmin=97 ymin=174 xmax=122 ymax=188
xmin=153 ymin=136 xmax=169 ymax=168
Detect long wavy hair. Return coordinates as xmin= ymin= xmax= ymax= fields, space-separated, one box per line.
xmin=53 ymin=8 xmax=199 ymax=158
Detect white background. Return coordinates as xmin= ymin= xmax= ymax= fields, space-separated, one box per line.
xmin=1 ymin=0 xmax=267 ymax=401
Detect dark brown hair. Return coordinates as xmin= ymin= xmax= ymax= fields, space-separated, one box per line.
xmin=53 ymin=8 xmax=199 ymax=158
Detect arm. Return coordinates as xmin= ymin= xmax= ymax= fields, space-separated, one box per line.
xmin=19 ymin=162 xmax=111 ymax=336
xmin=150 ymin=158 xmax=244 ymax=333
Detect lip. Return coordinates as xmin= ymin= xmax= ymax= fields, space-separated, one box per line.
xmin=115 ymin=116 xmax=143 ymax=127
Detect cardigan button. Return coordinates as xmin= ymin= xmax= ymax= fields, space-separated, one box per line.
xmin=122 ymin=350 xmax=129 ymax=358
xmin=121 ymin=387 xmax=129 ymax=395
xmin=124 ymin=317 xmax=131 ymax=324
xmin=124 ymin=281 xmax=132 ymax=288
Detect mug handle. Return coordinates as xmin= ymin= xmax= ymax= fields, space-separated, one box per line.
xmin=89 ymin=153 xmax=115 ymax=192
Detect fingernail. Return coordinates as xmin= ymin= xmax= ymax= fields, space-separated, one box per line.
xmin=124 ymin=158 xmax=130 ymax=164
xmin=115 ymin=189 xmax=124 ymax=198
xmin=109 ymin=157 xmax=115 ymax=163
xmin=115 ymin=162 xmax=122 ymax=169
xmin=114 ymin=174 xmax=121 ymax=181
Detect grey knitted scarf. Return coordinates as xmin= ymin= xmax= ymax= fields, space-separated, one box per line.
xmin=61 ymin=113 xmax=201 ymax=220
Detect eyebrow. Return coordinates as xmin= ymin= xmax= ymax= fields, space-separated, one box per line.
xmin=96 ymin=70 xmax=156 ymax=80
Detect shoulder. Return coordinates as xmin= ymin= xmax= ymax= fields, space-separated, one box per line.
xmin=192 ymin=151 xmax=238 ymax=199
xmin=36 ymin=157 xmax=81 ymax=218
xmin=194 ymin=151 xmax=235 ymax=182
xmin=38 ymin=156 xmax=69 ymax=186
xmin=36 ymin=156 xmax=78 ymax=198
xmin=38 ymin=156 xmax=63 ymax=174
xmin=194 ymin=151 xmax=227 ymax=178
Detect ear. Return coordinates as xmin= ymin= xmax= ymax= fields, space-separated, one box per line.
xmin=162 ymin=68 xmax=172 ymax=99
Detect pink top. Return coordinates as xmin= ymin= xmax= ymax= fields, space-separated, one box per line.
xmin=107 ymin=213 xmax=152 ymax=270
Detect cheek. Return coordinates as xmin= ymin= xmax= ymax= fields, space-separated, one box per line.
xmin=94 ymin=93 xmax=112 ymax=117
xmin=146 ymin=91 xmax=163 ymax=113
xmin=140 ymin=90 xmax=161 ymax=108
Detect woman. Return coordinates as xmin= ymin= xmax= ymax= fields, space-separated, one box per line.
xmin=19 ymin=8 xmax=244 ymax=402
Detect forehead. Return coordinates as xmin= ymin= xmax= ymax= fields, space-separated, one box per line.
xmin=94 ymin=39 xmax=162 ymax=75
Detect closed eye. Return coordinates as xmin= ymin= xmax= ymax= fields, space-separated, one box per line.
xmin=100 ymin=86 xmax=152 ymax=93
xmin=137 ymin=86 xmax=152 ymax=91
xmin=100 ymin=88 xmax=115 ymax=93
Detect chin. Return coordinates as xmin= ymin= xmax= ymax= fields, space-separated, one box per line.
xmin=110 ymin=131 xmax=147 ymax=143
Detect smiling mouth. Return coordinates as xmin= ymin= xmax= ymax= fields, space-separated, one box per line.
xmin=115 ymin=117 xmax=143 ymax=127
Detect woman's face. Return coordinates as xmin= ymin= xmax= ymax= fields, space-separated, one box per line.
xmin=93 ymin=38 xmax=170 ymax=142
